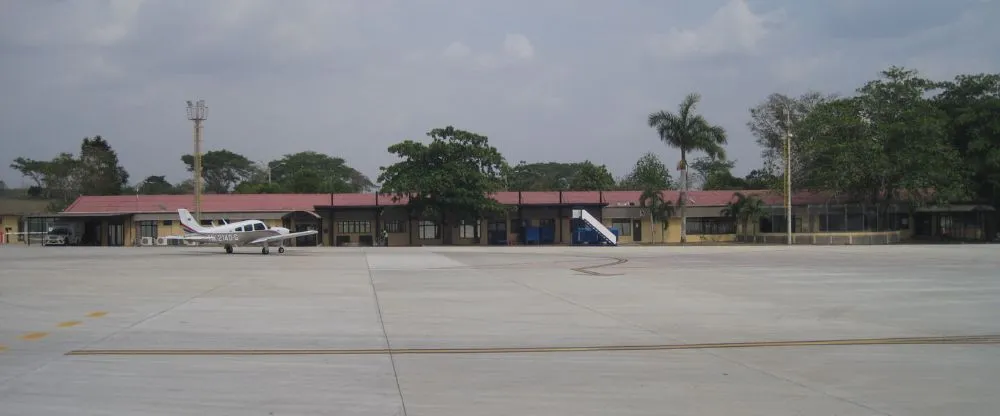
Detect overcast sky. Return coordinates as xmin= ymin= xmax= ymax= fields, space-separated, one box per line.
xmin=2 ymin=0 xmax=998 ymax=188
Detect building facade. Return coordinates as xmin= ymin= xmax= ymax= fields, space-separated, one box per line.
xmin=5 ymin=190 xmax=995 ymax=247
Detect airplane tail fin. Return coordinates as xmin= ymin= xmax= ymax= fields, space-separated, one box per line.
xmin=177 ymin=209 xmax=207 ymax=233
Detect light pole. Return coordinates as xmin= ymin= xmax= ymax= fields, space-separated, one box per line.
xmin=186 ymin=100 xmax=208 ymax=222
xmin=784 ymin=107 xmax=793 ymax=245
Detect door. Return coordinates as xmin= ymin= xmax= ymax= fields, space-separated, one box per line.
xmin=632 ymin=220 xmax=642 ymax=242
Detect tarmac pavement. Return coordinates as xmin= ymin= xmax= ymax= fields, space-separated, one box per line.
xmin=0 ymin=244 xmax=998 ymax=415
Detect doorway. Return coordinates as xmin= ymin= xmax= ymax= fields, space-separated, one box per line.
xmin=632 ymin=220 xmax=642 ymax=242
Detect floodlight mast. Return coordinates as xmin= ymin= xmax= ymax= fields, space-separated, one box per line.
xmin=784 ymin=107 xmax=793 ymax=245
xmin=186 ymin=100 xmax=208 ymax=222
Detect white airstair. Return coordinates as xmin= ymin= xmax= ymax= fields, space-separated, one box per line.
xmin=572 ymin=209 xmax=618 ymax=246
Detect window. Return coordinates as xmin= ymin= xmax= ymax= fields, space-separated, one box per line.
xmin=383 ymin=220 xmax=405 ymax=233
xmin=235 ymin=226 xmax=243 ymax=232
xmin=686 ymin=217 xmax=736 ymax=235
xmin=418 ymin=220 xmax=439 ymax=239
xmin=200 ymin=219 xmax=213 ymax=226
xmin=610 ymin=219 xmax=631 ymax=236
xmin=338 ymin=220 xmax=371 ymax=234
xmin=162 ymin=220 xmax=173 ymax=226
xmin=459 ymin=220 xmax=480 ymax=239
xmin=253 ymin=222 xmax=265 ymax=231
xmin=138 ymin=220 xmax=158 ymax=239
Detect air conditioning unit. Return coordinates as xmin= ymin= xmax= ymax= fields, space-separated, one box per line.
xmin=140 ymin=236 xmax=154 ymax=246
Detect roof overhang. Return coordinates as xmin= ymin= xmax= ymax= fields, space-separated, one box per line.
xmin=282 ymin=210 xmax=321 ymax=219
xmin=31 ymin=212 xmax=127 ymax=218
xmin=916 ymin=204 xmax=996 ymax=213
xmin=133 ymin=211 xmax=292 ymax=221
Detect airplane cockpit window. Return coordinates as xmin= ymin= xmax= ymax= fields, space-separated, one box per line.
xmin=235 ymin=226 xmax=243 ymax=232
xmin=253 ymin=222 xmax=266 ymax=231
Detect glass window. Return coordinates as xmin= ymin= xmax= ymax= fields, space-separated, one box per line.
xmin=418 ymin=220 xmax=439 ymax=239
xmin=254 ymin=222 xmax=265 ymax=231
xmin=338 ymin=221 xmax=372 ymax=234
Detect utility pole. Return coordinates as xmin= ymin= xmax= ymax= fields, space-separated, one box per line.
xmin=784 ymin=107 xmax=793 ymax=245
xmin=186 ymin=100 xmax=208 ymax=222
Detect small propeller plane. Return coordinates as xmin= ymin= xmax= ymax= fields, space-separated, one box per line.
xmin=165 ymin=209 xmax=318 ymax=255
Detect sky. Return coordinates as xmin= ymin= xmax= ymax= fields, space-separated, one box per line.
xmin=1 ymin=0 xmax=998 ymax=189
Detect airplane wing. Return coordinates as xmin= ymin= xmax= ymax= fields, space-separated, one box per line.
xmin=162 ymin=235 xmax=220 ymax=243
xmin=247 ymin=230 xmax=318 ymax=246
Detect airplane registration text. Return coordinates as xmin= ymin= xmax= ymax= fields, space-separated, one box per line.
xmin=211 ymin=233 xmax=241 ymax=242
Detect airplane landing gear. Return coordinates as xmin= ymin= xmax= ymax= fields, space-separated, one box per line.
xmin=261 ymin=246 xmax=270 ymax=255
xmin=225 ymin=244 xmax=233 ymax=254
xmin=278 ymin=246 xmax=285 ymax=254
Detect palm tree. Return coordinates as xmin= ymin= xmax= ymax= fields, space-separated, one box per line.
xmin=722 ymin=192 xmax=767 ymax=242
xmin=739 ymin=194 xmax=766 ymax=243
xmin=648 ymin=93 xmax=728 ymax=244
xmin=653 ymin=199 xmax=676 ymax=243
xmin=639 ymin=188 xmax=663 ymax=243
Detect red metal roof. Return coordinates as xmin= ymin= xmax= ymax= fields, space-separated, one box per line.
xmin=64 ymin=189 xmax=843 ymax=214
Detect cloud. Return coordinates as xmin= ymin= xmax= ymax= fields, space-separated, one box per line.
xmin=0 ymin=0 xmax=997 ymax=187
xmin=646 ymin=0 xmax=785 ymax=61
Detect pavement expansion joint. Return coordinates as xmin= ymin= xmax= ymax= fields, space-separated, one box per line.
xmin=64 ymin=334 xmax=1000 ymax=356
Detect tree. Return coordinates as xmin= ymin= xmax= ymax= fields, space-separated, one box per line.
xmin=181 ymin=149 xmax=255 ymax=194
xmin=77 ymin=136 xmax=129 ymax=196
xmin=796 ymin=66 xmax=968 ymax=218
xmin=618 ymin=152 xmax=674 ymax=190
xmin=721 ymin=192 xmax=766 ymax=241
xmin=10 ymin=153 xmax=81 ymax=203
xmin=568 ymin=160 xmax=615 ymax=191
xmin=267 ymin=151 xmax=373 ymax=193
xmin=377 ymin=126 xmax=508 ymax=244
xmin=136 ymin=175 xmax=176 ymax=194
xmin=638 ymin=188 xmax=675 ymax=243
xmin=934 ymin=73 xmax=1000 ymax=210
xmin=505 ymin=161 xmax=608 ymax=191
xmin=743 ymin=169 xmax=780 ymax=190
xmin=747 ymin=91 xmax=835 ymax=191
xmin=648 ymin=93 xmax=728 ymax=243
xmin=689 ymin=156 xmax=748 ymax=190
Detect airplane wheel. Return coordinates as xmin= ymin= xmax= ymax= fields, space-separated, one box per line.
xmin=225 ymin=244 xmax=233 ymax=254
xmin=278 ymin=247 xmax=285 ymax=254
xmin=261 ymin=246 xmax=269 ymax=255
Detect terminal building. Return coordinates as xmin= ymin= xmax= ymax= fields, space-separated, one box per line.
xmin=2 ymin=190 xmax=995 ymax=246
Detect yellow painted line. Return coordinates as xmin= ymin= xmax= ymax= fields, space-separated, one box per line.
xmin=0 ymin=345 xmax=7 ymax=353
xmin=65 ymin=335 xmax=1000 ymax=356
xmin=57 ymin=320 xmax=82 ymax=328
xmin=20 ymin=332 xmax=49 ymax=341
xmin=86 ymin=311 xmax=107 ymax=318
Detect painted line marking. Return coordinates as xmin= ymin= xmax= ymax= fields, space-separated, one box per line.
xmin=572 ymin=257 xmax=628 ymax=276
xmin=0 ymin=345 xmax=7 ymax=353
xmin=20 ymin=332 xmax=49 ymax=341
xmin=86 ymin=311 xmax=107 ymax=318
xmin=65 ymin=335 xmax=1000 ymax=356
xmin=57 ymin=321 xmax=82 ymax=328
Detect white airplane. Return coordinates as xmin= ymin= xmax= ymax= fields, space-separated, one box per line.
xmin=165 ymin=209 xmax=318 ymax=255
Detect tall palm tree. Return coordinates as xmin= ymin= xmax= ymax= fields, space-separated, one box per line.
xmin=648 ymin=93 xmax=728 ymax=243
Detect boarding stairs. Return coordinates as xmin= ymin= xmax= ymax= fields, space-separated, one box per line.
xmin=572 ymin=209 xmax=618 ymax=246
